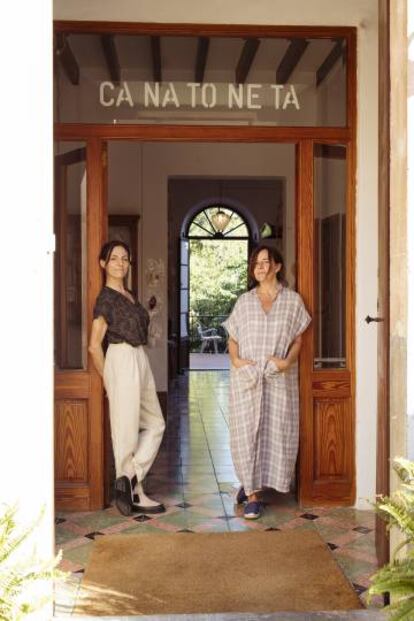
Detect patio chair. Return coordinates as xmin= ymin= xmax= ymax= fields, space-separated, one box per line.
xmin=196 ymin=324 xmax=222 ymax=353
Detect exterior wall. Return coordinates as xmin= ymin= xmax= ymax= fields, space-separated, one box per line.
xmin=407 ymin=2 xmax=414 ymax=462
xmin=54 ymin=0 xmax=379 ymax=508
xmin=2 ymin=0 xmax=54 ymax=616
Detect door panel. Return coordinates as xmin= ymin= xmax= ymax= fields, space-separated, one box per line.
xmin=298 ymin=140 xmax=355 ymax=506
xmin=314 ymin=398 xmax=351 ymax=479
xmin=54 ymin=138 xmax=107 ymax=511
xmin=54 ymin=400 xmax=88 ymax=482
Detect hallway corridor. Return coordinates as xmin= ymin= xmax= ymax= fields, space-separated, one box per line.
xmin=55 ymin=371 xmax=378 ymax=615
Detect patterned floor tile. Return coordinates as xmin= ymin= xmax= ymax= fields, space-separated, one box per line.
xmin=328 ymin=529 xmax=365 ymax=548
xmin=314 ymin=521 xmax=351 ymax=542
xmin=183 ymin=492 xmax=224 ymax=507
xmin=182 ymin=482 xmax=220 ymax=494
xmin=191 ymin=519 xmax=231 ymax=533
xmin=345 ymin=531 xmax=376 ymax=553
xmin=56 ymin=525 xmax=82 ymax=545
xmin=59 ymin=536 xmax=92 ymax=552
xmin=228 ymin=516 xmax=267 ymax=532
xmin=100 ymin=520 xmax=141 ymax=535
xmin=142 ymin=509 xmax=188 ymax=530
xmin=120 ymin=522 xmax=175 ymax=535
xmin=336 ymin=546 xmax=378 ymax=566
xmin=258 ymin=510 xmax=305 ymax=529
xmin=62 ymin=541 xmax=94 ymax=566
xmin=184 ymin=509 xmax=226 ymax=529
xmin=187 ymin=504 xmax=224 ymax=518
xmin=333 ymin=549 xmax=376 ymax=579
xmin=67 ymin=511 xmax=126 ymax=531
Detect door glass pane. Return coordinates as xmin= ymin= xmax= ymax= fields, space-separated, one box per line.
xmin=55 ymin=33 xmax=347 ymax=127
xmin=313 ymin=144 xmax=346 ymax=369
xmin=54 ymin=141 xmax=87 ymax=369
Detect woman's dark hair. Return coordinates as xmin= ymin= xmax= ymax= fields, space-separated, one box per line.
xmin=99 ymin=240 xmax=131 ymax=265
xmin=248 ymin=244 xmax=287 ymax=288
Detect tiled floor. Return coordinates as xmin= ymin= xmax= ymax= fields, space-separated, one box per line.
xmin=55 ymin=371 xmax=381 ymax=616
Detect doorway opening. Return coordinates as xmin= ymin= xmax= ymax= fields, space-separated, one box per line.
xmin=184 ymin=204 xmax=250 ymax=371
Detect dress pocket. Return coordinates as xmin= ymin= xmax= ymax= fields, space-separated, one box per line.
xmin=233 ymin=363 xmax=259 ymax=388
xmin=264 ymin=359 xmax=284 ymax=383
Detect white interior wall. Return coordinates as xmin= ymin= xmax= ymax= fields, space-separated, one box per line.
xmin=54 ymin=0 xmax=379 ymax=508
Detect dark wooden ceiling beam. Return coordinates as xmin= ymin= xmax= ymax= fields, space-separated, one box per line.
xmin=316 ymin=39 xmax=344 ymax=87
xmin=276 ymin=38 xmax=309 ymax=84
xmin=151 ymin=36 xmax=162 ymax=82
xmin=235 ymin=38 xmax=260 ymax=84
xmin=195 ymin=37 xmax=210 ymax=83
xmin=55 ymin=33 xmax=79 ymax=85
xmin=101 ymin=35 xmax=121 ymax=84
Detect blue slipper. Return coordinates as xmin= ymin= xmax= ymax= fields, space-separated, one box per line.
xmin=244 ymin=501 xmax=263 ymax=520
xmin=236 ymin=486 xmax=248 ymax=504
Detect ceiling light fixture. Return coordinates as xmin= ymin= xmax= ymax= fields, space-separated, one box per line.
xmin=211 ymin=207 xmax=230 ymax=233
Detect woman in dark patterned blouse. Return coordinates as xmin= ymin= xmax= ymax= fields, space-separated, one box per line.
xmin=89 ymin=240 xmax=166 ymax=516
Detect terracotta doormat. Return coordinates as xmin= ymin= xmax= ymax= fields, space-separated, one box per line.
xmin=74 ymin=530 xmax=362 ymax=616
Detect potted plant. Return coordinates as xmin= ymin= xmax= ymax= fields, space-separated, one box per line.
xmin=369 ymin=457 xmax=414 ymax=620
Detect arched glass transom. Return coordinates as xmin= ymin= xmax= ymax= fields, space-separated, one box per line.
xmin=187 ymin=206 xmax=249 ymax=239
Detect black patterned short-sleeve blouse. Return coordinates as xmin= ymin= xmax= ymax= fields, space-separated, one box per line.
xmin=93 ymin=286 xmax=149 ymax=347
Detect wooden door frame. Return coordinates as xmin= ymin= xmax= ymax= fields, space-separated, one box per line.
xmin=54 ymin=138 xmax=107 ymax=510
xmin=54 ymin=21 xmax=357 ymax=509
xmin=375 ymin=0 xmax=390 ymax=567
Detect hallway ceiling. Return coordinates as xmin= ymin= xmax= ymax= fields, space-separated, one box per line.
xmin=54 ymin=33 xmax=346 ymax=87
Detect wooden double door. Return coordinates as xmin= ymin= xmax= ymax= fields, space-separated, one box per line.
xmin=54 ymin=131 xmax=355 ymax=511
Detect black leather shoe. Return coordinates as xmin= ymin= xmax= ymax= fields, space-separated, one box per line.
xmin=132 ymin=494 xmax=166 ymax=514
xmin=114 ymin=476 xmax=134 ymax=516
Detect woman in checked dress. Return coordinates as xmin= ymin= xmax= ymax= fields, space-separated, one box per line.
xmin=223 ymin=245 xmax=311 ymax=520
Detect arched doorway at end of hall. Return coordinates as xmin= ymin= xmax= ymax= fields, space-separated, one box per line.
xmin=168 ymin=181 xmax=288 ymax=376
xmin=180 ymin=201 xmax=255 ymax=373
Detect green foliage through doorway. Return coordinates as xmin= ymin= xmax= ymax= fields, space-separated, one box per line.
xmin=189 ymin=239 xmax=248 ymax=351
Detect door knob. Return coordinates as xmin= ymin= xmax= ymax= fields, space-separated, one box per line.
xmin=365 ymin=315 xmax=384 ymax=324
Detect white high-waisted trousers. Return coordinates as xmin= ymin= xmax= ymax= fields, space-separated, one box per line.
xmin=103 ymin=342 xmax=165 ymax=482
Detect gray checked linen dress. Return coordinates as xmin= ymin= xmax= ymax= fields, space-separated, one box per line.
xmin=223 ymin=287 xmax=311 ymax=495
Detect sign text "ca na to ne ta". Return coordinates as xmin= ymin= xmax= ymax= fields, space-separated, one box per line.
xmin=99 ymin=81 xmax=301 ymax=110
